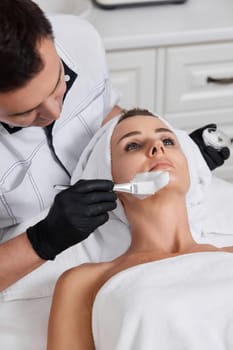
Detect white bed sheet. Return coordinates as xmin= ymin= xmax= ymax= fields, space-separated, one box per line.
xmin=0 ymin=296 xmax=52 ymax=350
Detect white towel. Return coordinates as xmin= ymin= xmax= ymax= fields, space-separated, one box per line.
xmin=92 ymin=251 xmax=233 ymax=350
xmin=200 ymin=175 xmax=233 ymax=246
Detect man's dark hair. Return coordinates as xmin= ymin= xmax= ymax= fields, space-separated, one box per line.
xmin=0 ymin=0 xmax=54 ymax=92
xmin=118 ymin=108 xmax=157 ymax=124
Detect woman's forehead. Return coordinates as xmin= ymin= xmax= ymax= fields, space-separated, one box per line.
xmin=112 ymin=115 xmax=169 ymax=139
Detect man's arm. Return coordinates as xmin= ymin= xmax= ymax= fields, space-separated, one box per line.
xmin=102 ymin=105 xmax=123 ymax=125
xmin=0 ymin=180 xmax=117 ymax=291
xmin=0 ymin=232 xmax=44 ymax=291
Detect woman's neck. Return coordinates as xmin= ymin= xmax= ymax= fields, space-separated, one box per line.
xmin=124 ymin=192 xmax=196 ymax=256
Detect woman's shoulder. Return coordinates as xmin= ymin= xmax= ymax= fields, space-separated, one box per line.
xmin=54 ymin=262 xmax=113 ymax=301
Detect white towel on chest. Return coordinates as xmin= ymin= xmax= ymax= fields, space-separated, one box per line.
xmin=92 ymin=252 xmax=233 ymax=350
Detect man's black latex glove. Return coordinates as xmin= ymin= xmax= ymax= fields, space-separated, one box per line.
xmin=27 ymin=179 xmax=117 ymax=260
xmin=189 ymin=124 xmax=230 ymax=171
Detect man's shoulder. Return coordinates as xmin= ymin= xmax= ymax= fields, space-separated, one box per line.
xmin=49 ymin=15 xmax=101 ymax=50
xmin=49 ymin=15 xmax=106 ymax=77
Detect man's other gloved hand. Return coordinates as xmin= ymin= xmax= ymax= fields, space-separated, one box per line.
xmin=189 ymin=124 xmax=230 ymax=171
xmin=27 ymin=179 xmax=117 ymax=260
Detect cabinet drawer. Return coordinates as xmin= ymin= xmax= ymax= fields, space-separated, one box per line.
xmin=165 ymin=42 xmax=233 ymax=113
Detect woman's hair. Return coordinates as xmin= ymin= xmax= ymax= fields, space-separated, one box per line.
xmin=118 ymin=108 xmax=157 ymax=124
xmin=0 ymin=0 xmax=54 ymax=92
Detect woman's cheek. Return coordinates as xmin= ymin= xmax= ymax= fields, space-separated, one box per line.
xmin=115 ymin=159 xmax=137 ymax=183
xmin=112 ymin=161 xmax=132 ymax=183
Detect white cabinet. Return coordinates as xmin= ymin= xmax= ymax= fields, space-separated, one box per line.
xmin=106 ymin=49 xmax=157 ymax=111
xmin=163 ymin=42 xmax=233 ymax=181
xmin=165 ymin=43 xmax=233 ymax=114
xmin=87 ymin=0 xmax=233 ymax=181
xmin=106 ymin=41 xmax=233 ymax=182
xmin=106 ymin=42 xmax=233 ymax=126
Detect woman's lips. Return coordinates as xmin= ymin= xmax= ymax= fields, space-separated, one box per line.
xmin=149 ymin=161 xmax=173 ymax=171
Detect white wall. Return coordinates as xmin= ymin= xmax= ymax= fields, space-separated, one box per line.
xmin=33 ymin=0 xmax=90 ymax=15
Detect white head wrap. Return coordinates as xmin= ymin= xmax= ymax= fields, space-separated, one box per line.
xmin=72 ymin=114 xmax=212 ymax=245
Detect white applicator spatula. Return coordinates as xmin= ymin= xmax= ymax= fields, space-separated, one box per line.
xmin=113 ymin=171 xmax=169 ymax=199
xmin=54 ymin=171 xmax=169 ymax=199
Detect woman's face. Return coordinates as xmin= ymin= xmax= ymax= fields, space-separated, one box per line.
xmin=111 ymin=115 xmax=190 ymax=195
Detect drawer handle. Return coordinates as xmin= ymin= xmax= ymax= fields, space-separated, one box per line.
xmin=207 ymin=76 xmax=233 ymax=85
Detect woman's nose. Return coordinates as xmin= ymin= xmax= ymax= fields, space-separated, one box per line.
xmin=149 ymin=141 xmax=165 ymax=157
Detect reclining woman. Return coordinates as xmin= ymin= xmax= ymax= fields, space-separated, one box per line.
xmin=47 ymin=109 xmax=233 ymax=350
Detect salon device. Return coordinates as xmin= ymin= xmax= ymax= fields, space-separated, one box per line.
xmin=202 ymin=128 xmax=232 ymax=151
xmin=113 ymin=171 xmax=169 ymax=198
xmin=54 ymin=171 xmax=169 ymax=198
xmin=93 ymin=0 xmax=187 ymax=9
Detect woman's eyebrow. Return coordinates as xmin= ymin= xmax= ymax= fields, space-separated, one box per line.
xmin=117 ymin=131 xmax=141 ymax=144
xmin=117 ymin=127 xmax=174 ymax=144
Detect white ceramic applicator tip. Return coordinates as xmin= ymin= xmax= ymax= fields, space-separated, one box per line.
xmin=132 ymin=171 xmax=170 ymax=198
xmin=113 ymin=171 xmax=170 ymax=199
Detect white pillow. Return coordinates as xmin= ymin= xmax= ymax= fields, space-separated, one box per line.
xmin=201 ymin=175 xmax=233 ymax=247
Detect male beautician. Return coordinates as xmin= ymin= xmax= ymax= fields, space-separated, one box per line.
xmin=0 ymin=0 xmax=121 ymax=292
xmin=0 ymin=1 xmax=229 ymax=349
